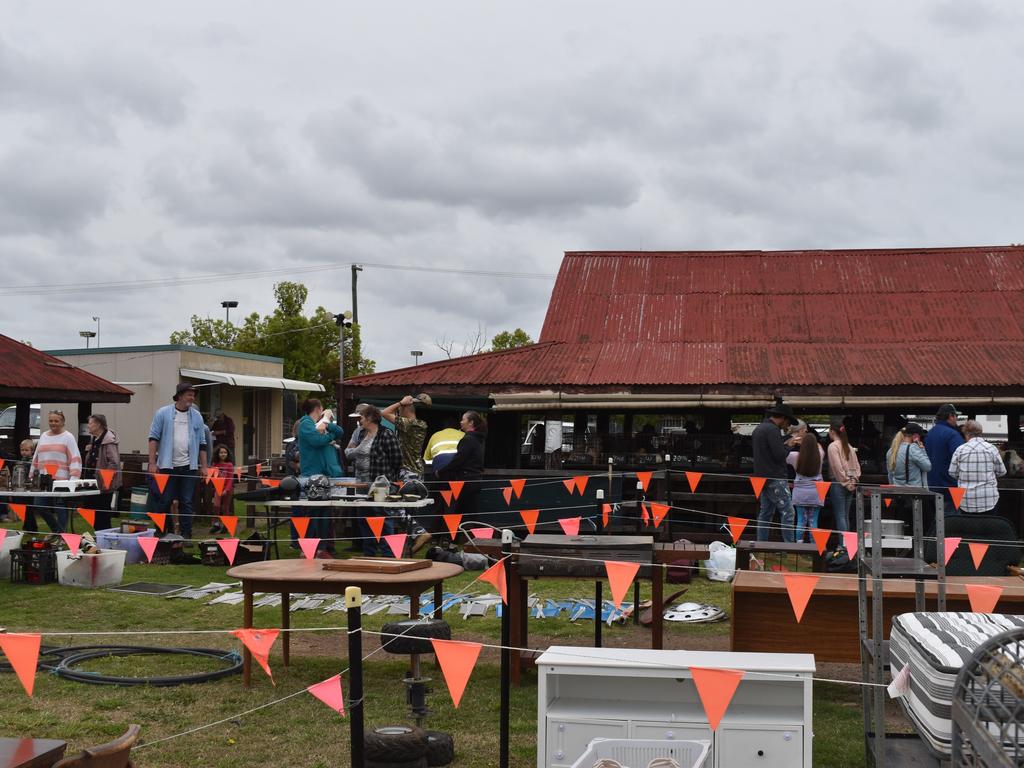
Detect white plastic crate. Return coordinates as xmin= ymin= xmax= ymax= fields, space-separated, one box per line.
xmin=57 ymin=550 xmax=127 ymax=588
xmin=96 ymin=527 xmax=156 ymax=564
xmin=1 ymin=532 xmax=24 ymax=580
xmin=570 ymin=738 xmax=711 ymax=768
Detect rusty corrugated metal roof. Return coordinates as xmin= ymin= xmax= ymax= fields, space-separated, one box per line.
xmin=0 ymin=334 xmax=133 ymax=401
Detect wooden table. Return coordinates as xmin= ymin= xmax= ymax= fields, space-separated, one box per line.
xmin=0 ymin=738 xmax=66 ymax=768
xmin=226 ymin=559 xmax=463 ymax=686
xmin=731 ymin=571 xmax=1024 ymax=663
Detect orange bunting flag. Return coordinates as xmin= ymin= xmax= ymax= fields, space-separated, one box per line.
xmin=841 ymin=531 xmax=859 ymax=560
xmin=949 ymin=486 xmax=967 ymax=511
xmin=469 ymin=527 xmax=494 ymax=539
xmin=9 ymin=503 xmax=26 ymax=522
xmin=749 ymin=477 xmax=767 ymax=499
xmin=690 ymin=667 xmax=744 ymax=731
xmin=0 ymin=633 xmax=41 ymax=696
xmin=727 ymin=516 xmax=749 ymax=544
xmin=440 ymin=490 xmax=453 ymax=507
xmin=61 ymin=533 xmax=81 ymax=556
xmin=255 ymin=463 xmax=263 ymax=477
xmin=138 ymin=536 xmax=159 ymax=563
xmin=641 ymin=502 xmax=650 ymax=526
xmin=602 ymin=503 xmax=612 ymax=527
xmin=783 ymin=573 xmax=819 ymax=623
xmin=153 ymin=473 xmax=170 ymax=494
xmin=147 ymin=512 xmax=167 ymax=532
xmin=880 ymin=485 xmax=893 ymax=508
xmin=448 ymin=480 xmax=464 ymax=500
xmin=231 ymin=628 xmax=279 ymax=681
xmin=650 ymin=503 xmax=670 ymax=529
xmin=969 ymin=542 xmax=989 ymax=570
xmin=562 ymin=478 xmax=576 ymax=494
xmin=299 ymin=538 xmax=320 ymax=560
xmin=220 ymin=516 xmax=238 ymax=536
xmin=443 ymin=513 xmax=463 ymax=539
xmin=97 ymin=468 xmax=116 ymax=490
xmin=815 ymin=481 xmax=831 ymax=504
xmin=384 ymin=533 xmax=406 ymax=559
xmin=431 ymin=638 xmax=482 ymax=708
xmin=502 ymin=487 xmax=514 ymax=506
xmin=235 ymin=466 xmax=244 ymax=482
xmin=685 ymin=471 xmax=702 ymax=493
xmin=307 ymin=674 xmax=345 ymax=716
xmin=966 ymin=584 xmax=1003 ymax=614
xmin=0 ymin=529 xmax=5 ymax=547
xmin=509 ymin=478 xmax=526 ymax=499
xmin=941 ymin=537 xmax=962 ymax=566
xmin=211 ymin=476 xmax=227 ymax=497
xmin=291 ymin=516 xmax=310 ymax=538
xmin=884 ymin=498 xmax=892 ymax=508
xmin=44 ymin=462 xmax=59 ymax=477
xmin=77 ymin=507 xmax=96 ymax=527
xmin=810 ymin=528 xmax=831 ymax=555
xmin=366 ymin=516 xmax=385 ymax=541
xmin=218 ymin=539 xmax=240 ymax=565
xmin=574 ymin=475 xmax=589 ymax=495
xmin=0 ymin=459 xmax=4 ymax=471
xmin=260 ymin=478 xmax=281 ymax=488
xmin=520 ymin=509 xmax=539 ymax=535
xmin=480 ymin=558 xmax=507 ymax=603
xmin=636 ymin=471 xmax=653 ymax=492
xmin=558 ymin=517 xmax=581 ymax=536
xmin=605 ymin=560 xmax=641 ymax=609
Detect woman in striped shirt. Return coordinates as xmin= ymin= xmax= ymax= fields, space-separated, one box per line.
xmin=29 ymin=409 xmax=81 ymax=533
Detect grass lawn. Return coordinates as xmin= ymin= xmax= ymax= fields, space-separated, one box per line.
xmin=0 ymin=519 xmax=866 ymax=767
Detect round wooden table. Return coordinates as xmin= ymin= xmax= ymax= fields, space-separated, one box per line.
xmin=226 ymin=559 xmax=464 ymax=686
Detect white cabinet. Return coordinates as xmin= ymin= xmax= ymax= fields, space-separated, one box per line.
xmin=536 ymin=647 xmax=814 ymax=768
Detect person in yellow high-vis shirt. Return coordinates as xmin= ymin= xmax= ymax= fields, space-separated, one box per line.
xmin=424 ymin=417 xmax=463 ymax=474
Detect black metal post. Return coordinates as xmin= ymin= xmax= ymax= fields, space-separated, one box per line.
xmin=500 ymin=528 xmax=512 ymax=768
xmin=595 ymin=580 xmax=603 ymax=647
xmin=346 ymin=586 xmax=365 ymax=768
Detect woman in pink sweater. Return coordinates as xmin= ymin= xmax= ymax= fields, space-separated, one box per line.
xmin=827 ymin=419 xmax=861 ymax=533
xmin=29 ymin=409 xmax=82 ymax=533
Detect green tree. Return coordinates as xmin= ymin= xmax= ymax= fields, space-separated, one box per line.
xmin=490 ymin=328 xmax=533 ymax=351
xmin=169 ymin=317 xmax=237 ymax=348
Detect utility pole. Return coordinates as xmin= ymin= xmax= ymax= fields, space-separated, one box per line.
xmin=351 ymin=265 xmax=363 ymax=325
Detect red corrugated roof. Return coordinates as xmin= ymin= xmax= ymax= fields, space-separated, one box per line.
xmin=0 ymin=335 xmax=133 ymax=401
xmin=347 ymin=246 xmax=1024 ymax=389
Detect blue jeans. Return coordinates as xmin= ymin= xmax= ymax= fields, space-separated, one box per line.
xmin=829 ymin=483 xmax=853 ymax=532
xmin=29 ymin=496 xmax=68 ymax=533
xmin=794 ymin=506 xmax=820 ymax=543
xmin=757 ymin=479 xmax=795 ymax=542
xmin=154 ymin=467 xmax=199 ymax=538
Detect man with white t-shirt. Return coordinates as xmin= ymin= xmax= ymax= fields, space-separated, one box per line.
xmin=148 ymin=382 xmax=208 ymax=539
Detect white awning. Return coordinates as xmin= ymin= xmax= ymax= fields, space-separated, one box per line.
xmin=180 ymin=368 xmax=325 ymax=392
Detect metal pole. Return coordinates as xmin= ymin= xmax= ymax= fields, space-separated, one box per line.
xmin=338 ymin=319 xmax=346 ymax=413
xmin=93 ymin=317 xmax=100 ymax=348
xmin=346 ymin=586 xmax=365 ymax=768
xmin=499 ymin=528 xmax=513 ymax=768
xmin=351 ymin=265 xmax=362 ymax=325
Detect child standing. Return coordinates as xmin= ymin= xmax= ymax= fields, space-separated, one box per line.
xmin=787 ymin=429 xmax=825 ymax=544
xmin=208 ymin=444 xmax=235 ymax=533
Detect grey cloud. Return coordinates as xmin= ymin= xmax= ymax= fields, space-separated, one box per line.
xmin=927 ymin=1 xmax=1008 ymax=32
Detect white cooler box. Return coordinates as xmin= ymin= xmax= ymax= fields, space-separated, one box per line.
xmin=1 ymin=532 xmax=24 ymax=580
xmin=96 ymin=527 xmax=156 ymax=564
xmin=571 ymin=739 xmax=711 ymax=768
xmin=57 ymin=550 xmax=127 ymax=588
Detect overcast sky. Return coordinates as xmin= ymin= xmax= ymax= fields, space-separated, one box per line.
xmin=2 ymin=1 xmax=1022 ymax=373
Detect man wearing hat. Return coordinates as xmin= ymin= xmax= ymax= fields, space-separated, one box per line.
xmin=147 ymin=382 xmax=208 ymax=539
xmin=752 ymin=402 xmax=801 ymax=542
xmin=925 ymin=404 xmax=965 ymax=495
xmin=381 ymin=394 xmax=433 ymax=552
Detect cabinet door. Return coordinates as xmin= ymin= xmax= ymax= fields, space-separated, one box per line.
xmin=631 ymin=721 xmax=712 ymax=743
xmin=716 ymin=726 xmax=802 ymax=768
xmin=545 ymin=718 xmax=627 ymax=767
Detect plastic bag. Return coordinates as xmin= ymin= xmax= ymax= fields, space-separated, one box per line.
xmin=703 ymin=540 xmax=737 ymax=582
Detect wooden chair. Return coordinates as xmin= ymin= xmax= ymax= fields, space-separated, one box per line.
xmin=51 ymin=725 xmax=140 ymax=768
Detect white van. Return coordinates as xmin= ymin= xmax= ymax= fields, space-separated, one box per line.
xmin=0 ymin=404 xmax=41 ymax=457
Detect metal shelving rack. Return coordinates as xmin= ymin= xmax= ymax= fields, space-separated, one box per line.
xmin=857 ymin=486 xmax=947 ymax=767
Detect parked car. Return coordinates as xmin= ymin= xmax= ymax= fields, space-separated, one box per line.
xmin=0 ymin=404 xmax=41 ymax=459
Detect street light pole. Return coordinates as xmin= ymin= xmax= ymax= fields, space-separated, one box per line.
xmin=221 ymin=300 xmax=239 ymax=324
xmin=351 ymin=265 xmax=362 ymax=326
xmin=410 ymin=350 xmax=423 ymax=366
xmin=79 ymin=330 xmax=96 ymax=349
xmin=92 ymin=317 xmax=100 ymax=347
xmin=334 ymin=311 xmax=353 ymax=412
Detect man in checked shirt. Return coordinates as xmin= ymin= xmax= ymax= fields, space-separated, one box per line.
xmin=949 ymin=420 xmax=1007 ymax=514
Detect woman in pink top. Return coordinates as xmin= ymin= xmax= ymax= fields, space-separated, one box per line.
xmin=827 ymin=419 xmax=861 ymax=533
xmin=29 ymin=409 xmax=82 ymax=533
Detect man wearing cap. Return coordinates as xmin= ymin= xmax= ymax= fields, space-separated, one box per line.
xmin=380 ymin=394 xmax=433 ymax=553
xmin=751 ymin=402 xmax=800 ymax=542
xmin=148 ymin=382 xmax=208 ymax=539
xmin=949 ymin=420 xmax=1006 ymax=514
xmin=925 ymin=404 xmax=965 ymax=494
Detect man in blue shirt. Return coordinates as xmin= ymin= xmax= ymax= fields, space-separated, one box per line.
xmin=148 ymin=382 xmax=208 ymax=539
xmin=925 ymin=404 xmax=965 ymax=506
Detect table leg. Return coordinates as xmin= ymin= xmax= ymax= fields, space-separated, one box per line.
xmin=651 ymin=566 xmax=664 ymax=650
xmin=242 ymin=585 xmax=253 ymax=687
xmin=281 ymin=592 xmax=290 ymax=667
xmin=433 ymin=582 xmax=443 ymax=620
xmin=410 ymin=590 xmax=418 ymax=618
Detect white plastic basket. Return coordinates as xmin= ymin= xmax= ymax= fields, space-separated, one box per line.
xmin=1 ymin=532 xmax=24 ymax=580
xmin=570 ymin=738 xmax=711 ymax=768
xmin=57 ymin=550 xmax=127 ymax=588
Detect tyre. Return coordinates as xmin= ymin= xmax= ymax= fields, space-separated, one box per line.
xmin=364 ymin=725 xmax=428 ymax=762
xmin=425 ymin=730 xmax=455 ymax=766
xmin=365 ymin=759 xmax=427 ymax=768
xmin=379 ymin=619 xmax=451 ymax=655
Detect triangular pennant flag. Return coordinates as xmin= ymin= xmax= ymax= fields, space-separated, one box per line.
xmin=727 ymin=516 xmax=749 ymax=544
xmin=366 ymin=516 xmax=385 ymax=541
xmin=502 ymin=487 xmax=514 ymax=506
xmin=218 ymin=538 xmax=240 ymax=565
xmin=220 ymin=516 xmax=238 ymax=536
xmin=291 ymin=517 xmax=310 ymax=538
xmin=443 ymin=513 xmax=463 ymax=539
xmin=636 ymin=471 xmax=653 ymax=492
xmin=690 ymin=667 xmax=744 ymax=731
xmin=969 ymin=542 xmax=989 ymax=570
xmin=431 ymin=638 xmax=482 ymax=708
xmin=640 ymin=502 xmax=650 ymax=526
xmin=650 ymin=503 xmax=670 ymax=529
xmin=77 ymin=507 xmax=96 ymax=527
xmin=558 ymin=517 xmax=581 ymax=536
xmin=685 ymin=471 xmax=702 ymax=493
xmin=448 ymin=480 xmax=464 ymax=500
xmin=810 ymin=528 xmax=831 ymax=555
xmin=941 ymin=537 xmax=962 ymax=566
xmin=782 ymin=573 xmax=820 ymax=623
xmin=138 ymin=536 xmax=159 ymax=563
xmin=210 ymin=476 xmax=227 ymax=497
xmin=231 ymin=628 xmax=279 ymax=681
xmin=260 ymin=478 xmax=281 ymax=488
xmin=384 ymin=533 xmax=406 ymax=559
xmin=307 ymin=674 xmax=345 ymax=716
xmin=97 ymin=468 xmax=116 ymax=490
xmin=469 ymin=527 xmax=494 ymax=539
xmin=842 ymin=531 xmax=859 ymax=560
xmin=255 ymin=463 xmax=263 ymax=477
xmin=815 ymin=481 xmax=831 ymax=504
xmin=9 ymin=503 xmax=26 ymax=522
xmin=605 ymin=560 xmax=641 ymax=609
xmin=480 ymin=558 xmax=507 ymax=603
xmin=61 ymin=533 xmax=82 ymax=556
xmin=884 ymin=497 xmax=892 ymax=508
xmin=0 ymin=633 xmax=41 ymax=696
xmin=147 ymin=512 xmax=166 ymax=532
xmin=235 ymin=466 xmax=243 ymax=482
xmin=966 ymin=584 xmax=1003 ymax=614
xmin=44 ymin=462 xmax=59 ymax=477
xmin=153 ymin=473 xmax=170 ymax=494
xmin=602 ymin=503 xmax=612 ymax=527
xmin=0 ymin=459 xmax=4 ymax=471
xmin=0 ymin=529 xmax=6 ymax=547
xmin=203 ymin=467 xmax=214 ymax=485
xmin=949 ymin=486 xmax=967 ymax=510
xmin=509 ymin=478 xmax=526 ymax=499
xmin=574 ymin=475 xmax=589 ymax=495
xmin=749 ymin=477 xmax=767 ymax=499
xmin=299 ymin=538 xmax=321 ymax=560
xmin=520 ymin=509 xmax=539 ymax=535
xmin=440 ymin=490 xmax=453 ymax=507
xmin=562 ymin=478 xmax=576 ymax=493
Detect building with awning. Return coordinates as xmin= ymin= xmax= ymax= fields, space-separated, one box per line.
xmin=43 ymin=344 xmax=324 ymax=463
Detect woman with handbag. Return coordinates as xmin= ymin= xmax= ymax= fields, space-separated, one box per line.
xmin=827 ymin=419 xmax=861 ymax=532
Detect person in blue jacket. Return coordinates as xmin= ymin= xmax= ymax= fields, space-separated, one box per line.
xmin=925 ymin=404 xmax=965 ymax=506
xmin=297 ymin=398 xmax=345 ymax=555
